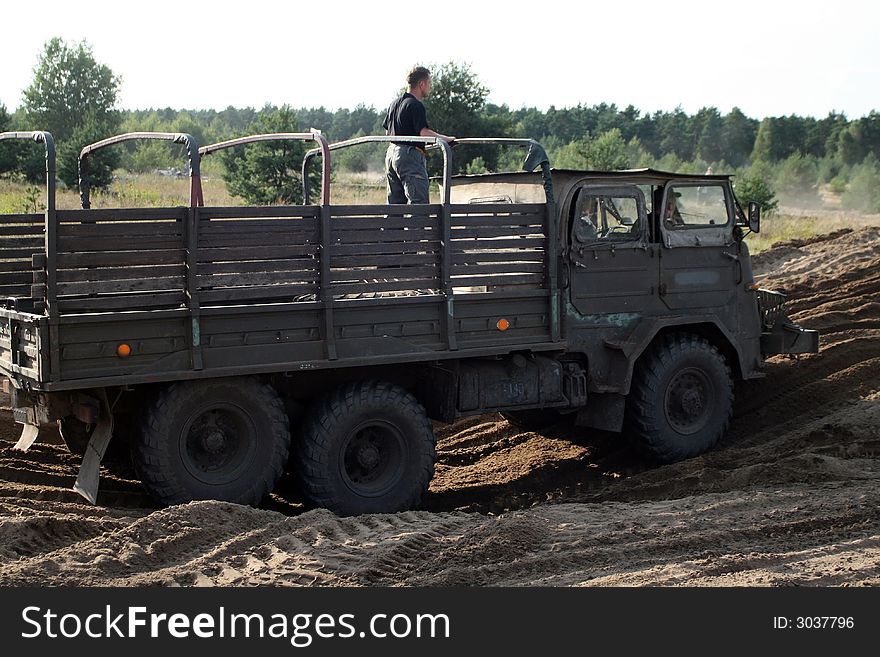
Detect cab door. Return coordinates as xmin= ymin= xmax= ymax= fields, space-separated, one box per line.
xmin=567 ymin=185 xmax=661 ymax=316
xmin=657 ymin=182 xmax=739 ymax=312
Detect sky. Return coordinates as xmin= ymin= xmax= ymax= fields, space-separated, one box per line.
xmin=0 ymin=0 xmax=877 ymax=120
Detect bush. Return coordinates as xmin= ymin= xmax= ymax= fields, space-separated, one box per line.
xmin=464 ymin=156 xmax=488 ymax=175
xmin=828 ymin=175 xmax=847 ymax=195
xmin=842 ymin=156 xmax=880 ymax=213
xmin=775 ymin=153 xmax=818 ymax=202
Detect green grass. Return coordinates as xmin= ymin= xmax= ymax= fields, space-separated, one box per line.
xmin=744 ymin=207 xmax=880 ymax=253
xmin=0 ymin=172 xmax=386 ymax=210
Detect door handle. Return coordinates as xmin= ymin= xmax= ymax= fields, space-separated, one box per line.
xmin=723 ymin=251 xmax=743 ymax=283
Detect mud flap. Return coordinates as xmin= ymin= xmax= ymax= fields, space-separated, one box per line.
xmin=73 ymin=391 xmax=115 ymax=505
xmin=13 ymin=423 xmax=40 ymax=451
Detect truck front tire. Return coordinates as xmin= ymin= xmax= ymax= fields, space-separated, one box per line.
xmin=625 ymin=334 xmax=733 ymax=463
xmin=133 ymin=377 xmax=290 ymax=506
xmin=294 ymin=381 xmax=436 ymax=516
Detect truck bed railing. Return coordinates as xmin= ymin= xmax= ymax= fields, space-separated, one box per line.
xmin=439 ymin=137 xmax=554 ymax=203
xmin=301 ymin=136 xmax=553 ymax=205
xmin=199 ymin=131 xmax=331 ymax=205
xmin=302 ymin=135 xmax=453 ymax=204
xmin=78 ymin=132 xmax=202 ymax=208
xmin=0 ymin=131 xmax=56 ymax=213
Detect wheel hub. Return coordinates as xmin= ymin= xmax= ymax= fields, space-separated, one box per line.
xmin=681 ymin=389 xmax=703 ymax=416
xmin=203 ymin=430 xmax=226 ymax=454
xmin=665 ymin=368 xmax=713 ymax=435
xmin=182 ymin=405 xmax=256 ymax=486
xmin=341 ymin=422 xmax=406 ymax=496
xmin=357 ymin=443 xmax=380 ymax=470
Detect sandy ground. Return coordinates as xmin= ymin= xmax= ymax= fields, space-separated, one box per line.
xmin=0 ymin=227 xmax=878 ymax=586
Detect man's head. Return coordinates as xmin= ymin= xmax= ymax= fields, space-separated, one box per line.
xmin=407 ymin=66 xmax=432 ymax=99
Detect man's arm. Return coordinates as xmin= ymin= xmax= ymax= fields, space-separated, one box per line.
xmin=419 ymin=127 xmax=455 ymax=143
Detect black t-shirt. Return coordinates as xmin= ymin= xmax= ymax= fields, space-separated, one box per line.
xmin=382 ymin=93 xmax=429 ymax=139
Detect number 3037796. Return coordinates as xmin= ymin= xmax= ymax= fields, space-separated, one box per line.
xmin=774 ymin=617 xmax=854 ymax=629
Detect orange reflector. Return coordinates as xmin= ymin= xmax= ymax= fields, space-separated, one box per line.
xmin=496 ymin=318 xmax=510 ymax=331
xmin=116 ymin=343 xmax=132 ymax=358
xmin=749 ymin=283 xmax=760 ymax=290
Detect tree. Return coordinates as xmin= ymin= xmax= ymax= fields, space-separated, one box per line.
xmin=694 ymin=107 xmax=724 ymax=163
xmin=0 ymin=103 xmax=17 ymax=174
xmin=585 ymin=129 xmax=630 ymax=170
xmin=775 ymin=153 xmax=818 ymax=201
xmin=721 ymin=107 xmax=757 ymax=167
xmin=551 ymin=129 xmax=629 ymax=170
xmin=842 ymin=155 xmax=880 ymax=213
xmin=422 ymin=62 xmax=510 ymax=173
xmin=221 ymin=105 xmax=311 ymax=205
xmin=733 ymin=164 xmax=778 ymax=215
xmin=22 ymin=38 xmax=121 ymax=187
xmin=656 ymin=107 xmax=695 ymax=161
xmin=836 ymin=111 xmax=880 ymax=165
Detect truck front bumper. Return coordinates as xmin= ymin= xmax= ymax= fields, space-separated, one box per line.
xmin=761 ymin=321 xmax=820 ymax=356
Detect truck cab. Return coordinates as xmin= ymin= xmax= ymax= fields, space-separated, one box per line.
xmin=451 ymin=166 xmax=818 ymax=441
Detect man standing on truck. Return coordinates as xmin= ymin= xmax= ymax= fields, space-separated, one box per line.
xmin=383 ymin=65 xmax=455 ymax=204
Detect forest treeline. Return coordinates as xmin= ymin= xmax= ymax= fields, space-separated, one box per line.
xmin=1 ymin=40 xmax=879 ymax=212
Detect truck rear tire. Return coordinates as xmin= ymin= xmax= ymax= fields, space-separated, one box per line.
xmin=57 ymin=417 xmax=91 ymax=456
xmin=133 ymin=377 xmax=290 ymax=506
xmin=57 ymin=415 xmax=133 ymax=463
xmin=294 ymin=381 xmax=436 ymax=516
xmin=625 ymin=334 xmax=733 ymax=463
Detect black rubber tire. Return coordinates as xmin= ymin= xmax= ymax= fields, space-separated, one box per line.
xmin=57 ymin=417 xmax=91 ymax=456
xmin=501 ymin=409 xmax=564 ymax=432
xmin=294 ymin=381 xmax=436 ymax=516
xmin=133 ymin=377 xmax=290 ymax=506
xmin=625 ymin=334 xmax=733 ymax=463
xmin=57 ymin=415 xmax=134 ymax=463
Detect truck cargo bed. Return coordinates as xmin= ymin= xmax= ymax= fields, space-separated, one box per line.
xmin=1 ymin=202 xmax=562 ymax=390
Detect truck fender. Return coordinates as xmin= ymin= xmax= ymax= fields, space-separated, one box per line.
xmin=606 ymin=315 xmax=746 ymax=396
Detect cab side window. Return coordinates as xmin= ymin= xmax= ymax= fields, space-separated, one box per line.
xmin=663 ymin=185 xmax=729 ymax=228
xmin=573 ymin=190 xmax=643 ymax=243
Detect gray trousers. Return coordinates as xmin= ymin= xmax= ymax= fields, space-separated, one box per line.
xmin=385 ymin=144 xmax=429 ymax=204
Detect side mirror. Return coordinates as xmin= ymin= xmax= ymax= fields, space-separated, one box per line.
xmin=748 ymin=201 xmax=761 ymax=233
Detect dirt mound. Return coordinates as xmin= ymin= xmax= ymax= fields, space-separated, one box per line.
xmin=1 ymin=227 xmax=879 ymax=586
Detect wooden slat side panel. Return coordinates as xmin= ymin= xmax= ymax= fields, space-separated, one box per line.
xmin=0 ymin=224 xmax=45 ymax=236
xmin=0 ymin=213 xmax=44 ymax=223
xmin=57 ymin=264 xmax=187 ymax=283
xmin=54 ymin=213 xmax=187 ymax=312
xmin=58 ymin=291 xmax=187 ymax=312
xmin=199 ymin=259 xmax=319 ymax=275
xmin=199 ymin=284 xmax=318 ymax=304
xmin=57 ymin=249 xmax=186 ymax=267
xmin=57 ymin=208 xmax=188 ymax=222
xmin=0 ymin=217 xmax=43 ymax=302
xmin=198 ymin=206 xmax=320 ymax=220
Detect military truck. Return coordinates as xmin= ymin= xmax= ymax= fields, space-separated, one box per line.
xmin=0 ymin=130 xmax=817 ymax=515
